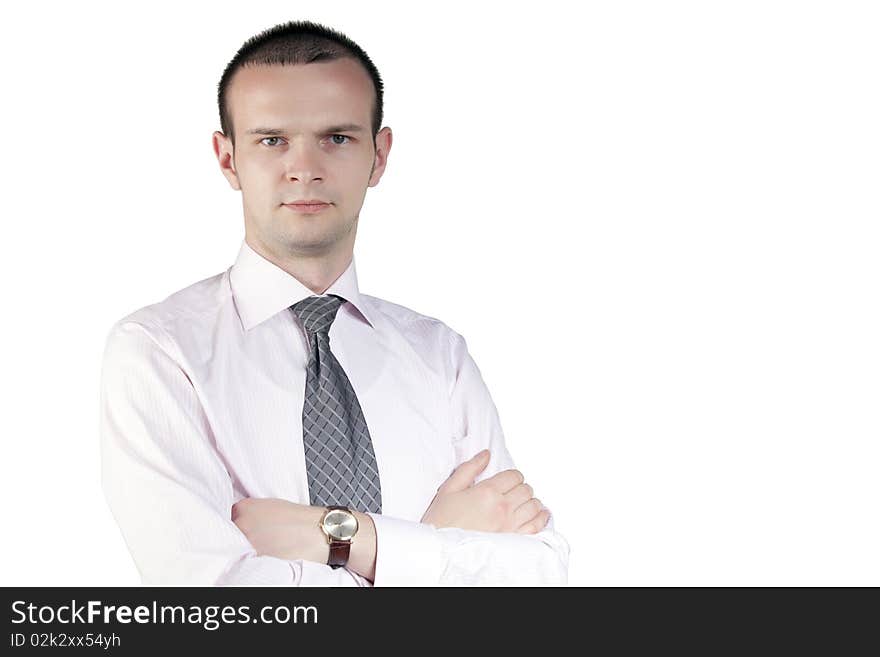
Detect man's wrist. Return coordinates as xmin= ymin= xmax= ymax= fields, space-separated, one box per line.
xmin=346 ymin=510 xmax=377 ymax=582
xmin=312 ymin=506 xmax=376 ymax=582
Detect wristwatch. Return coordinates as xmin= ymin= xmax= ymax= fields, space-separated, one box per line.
xmin=319 ymin=505 xmax=359 ymax=569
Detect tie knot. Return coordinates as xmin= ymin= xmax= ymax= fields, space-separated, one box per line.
xmin=291 ymin=294 xmax=345 ymax=335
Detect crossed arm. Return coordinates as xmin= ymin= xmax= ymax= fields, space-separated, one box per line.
xmin=100 ymin=321 xmax=570 ymax=586
xmin=231 ymin=448 xmax=553 ymax=583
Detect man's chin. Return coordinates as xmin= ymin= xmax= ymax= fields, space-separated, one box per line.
xmin=277 ymin=232 xmax=339 ymax=256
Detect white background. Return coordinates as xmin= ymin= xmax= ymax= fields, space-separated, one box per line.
xmin=1 ymin=1 xmax=877 ymax=586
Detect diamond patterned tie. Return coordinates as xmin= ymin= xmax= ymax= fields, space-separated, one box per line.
xmin=291 ymin=294 xmax=382 ymax=514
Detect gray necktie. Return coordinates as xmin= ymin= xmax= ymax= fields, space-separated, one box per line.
xmin=291 ymin=294 xmax=382 ymax=514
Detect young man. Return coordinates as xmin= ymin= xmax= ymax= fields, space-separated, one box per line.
xmin=100 ymin=20 xmax=570 ymax=585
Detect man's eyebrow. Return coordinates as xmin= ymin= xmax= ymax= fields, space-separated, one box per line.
xmin=245 ymin=124 xmax=366 ymax=136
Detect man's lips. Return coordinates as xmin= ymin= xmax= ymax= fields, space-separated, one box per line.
xmin=282 ymin=202 xmax=331 ymax=213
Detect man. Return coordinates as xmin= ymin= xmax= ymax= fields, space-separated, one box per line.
xmin=100 ymin=20 xmax=570 ymax=585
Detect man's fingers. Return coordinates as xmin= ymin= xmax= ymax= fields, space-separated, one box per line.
xmin=512 ymin=498 xmax=543 ymax=529
xmin=482 ymin=468 xmax=525 ymax=494
xmin=515 ymin=509 xmax=551 ymax=535
xmin=439 ymin=449 xmax=491 ymax=493
xmin=505 ymin=482 xmax=534 ymax=509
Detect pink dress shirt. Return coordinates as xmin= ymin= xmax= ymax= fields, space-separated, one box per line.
xmin=100 ymin=239 xmax=570 ymax=585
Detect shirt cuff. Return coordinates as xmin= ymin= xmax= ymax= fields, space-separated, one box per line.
xmin=296 ymin=559 xmax=371 ymax=586
xmin=367 ymin=513 xmax=444 ymax=586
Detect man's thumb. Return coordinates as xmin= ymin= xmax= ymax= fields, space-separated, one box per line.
xmin=441 ymin=449 xmax=490 ymax=492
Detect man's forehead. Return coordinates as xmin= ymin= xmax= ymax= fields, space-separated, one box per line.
xmin=228 ymin=62 xmax=373 ymax=134
xmin=229 ymin=59 xmax=372 ymax=97
xmin=232 ymin=100 xmax=371 ymax=137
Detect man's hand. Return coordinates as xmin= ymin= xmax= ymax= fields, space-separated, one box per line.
xmin=231 ymin=498 xmax=329 ymax=564
xmin=421 ymin=449 xmax=550 ymax=534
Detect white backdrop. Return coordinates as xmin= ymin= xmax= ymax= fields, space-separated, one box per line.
xmin=1 ymin=0 xmax=877 ymax=586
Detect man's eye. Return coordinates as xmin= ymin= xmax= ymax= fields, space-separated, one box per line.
xmin=259 ymin=135 xmax=351 ymax=147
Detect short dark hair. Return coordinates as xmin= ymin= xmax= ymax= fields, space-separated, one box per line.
xmin=217 ymin=20 xmax=384 ymax=149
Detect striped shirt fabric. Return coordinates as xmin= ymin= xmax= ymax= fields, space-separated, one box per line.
xmin=99 ymin=239 xmax=571 ymax=585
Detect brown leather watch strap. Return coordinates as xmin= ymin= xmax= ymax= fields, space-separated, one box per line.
xmin=328 ymin=540 xmax=351 ymax=569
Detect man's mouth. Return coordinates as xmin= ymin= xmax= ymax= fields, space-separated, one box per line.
xmin=282 ymin=202 xmax=331 ymax=213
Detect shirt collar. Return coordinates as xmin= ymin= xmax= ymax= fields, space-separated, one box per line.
xmin=229 ymin=239 xmax=376 ymax=332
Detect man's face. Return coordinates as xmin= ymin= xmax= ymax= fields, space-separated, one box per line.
xmin=213 ymin=59 xmax=391 ymax=261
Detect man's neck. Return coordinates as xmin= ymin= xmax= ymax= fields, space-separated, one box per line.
xmin=245 ymin=236 xmax=352 ymax=295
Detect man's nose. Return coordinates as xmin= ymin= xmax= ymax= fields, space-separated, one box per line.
xmin=283 ymin=141 xmax=325 ymax=182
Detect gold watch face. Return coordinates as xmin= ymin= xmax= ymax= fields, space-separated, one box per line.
xmin=323 ymin=509 xmax=358 ymax=541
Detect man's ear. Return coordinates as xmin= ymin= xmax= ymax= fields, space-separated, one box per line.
xmin=367 ymin=126 xmax=392 ymax=188
xmin=212 ymin=131 xmax=241 ymax=191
